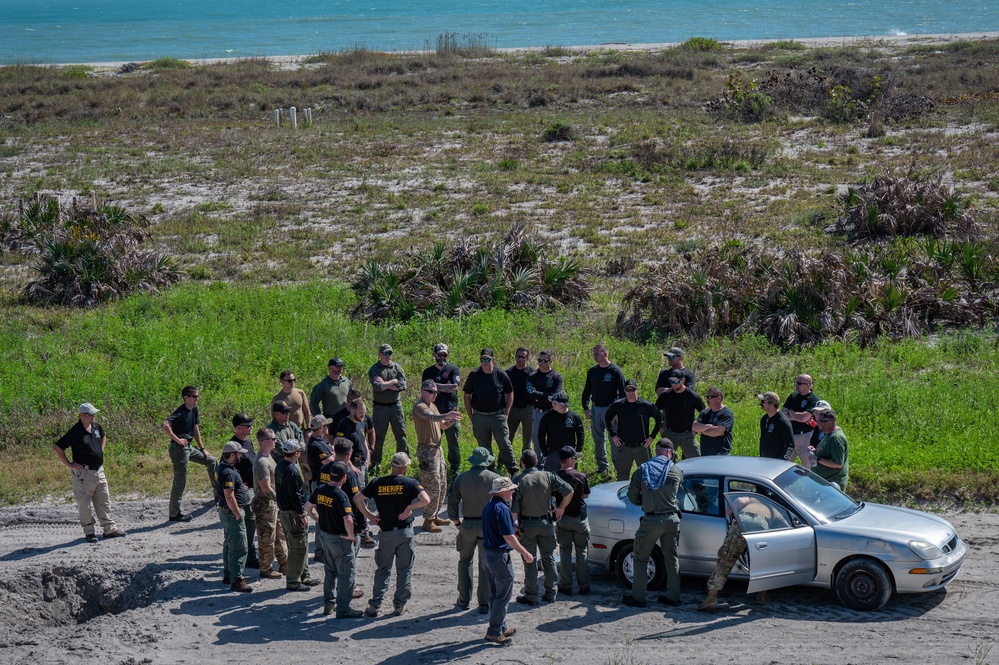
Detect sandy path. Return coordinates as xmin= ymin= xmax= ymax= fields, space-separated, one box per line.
xmin=0 ymin=500 xmax=995 ymax=664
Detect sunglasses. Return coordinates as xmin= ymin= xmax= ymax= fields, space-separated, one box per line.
xmin=423 ymin=388 xmax=438 ymax=394
xmin=538 ymin=358 xmax=551 ymax=363
xmin=436 ymin=352 xmax=448 ymax=357
xmin=480 ymin=357 xmax=493 ymax=363
xmin=669 ymin=379 xmax=681 ymax=385
xmin=382 ymin=351 xmax=393 ymax=356
xmin=516 ymin=355 xmax=528 ymax=360
xmin=624 ymin=387 xmax=637 ymax=393
xmin=707 ymin=394 xmax=722 ymax=399
xmin=282 ymin=378 xmax=296 ymax=383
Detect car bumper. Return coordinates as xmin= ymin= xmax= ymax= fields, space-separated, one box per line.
xmin=890 ymin=536 xmax=967 ymax=594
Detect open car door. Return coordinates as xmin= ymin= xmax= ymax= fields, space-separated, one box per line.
xmin=724 ymin=492 xmax=817 ymax=594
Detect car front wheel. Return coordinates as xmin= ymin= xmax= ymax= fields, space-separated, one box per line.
xmin=615 ymin=542 xmax=665 ymax=589
xmin=835 ymin=558 xmax=892 ymax=611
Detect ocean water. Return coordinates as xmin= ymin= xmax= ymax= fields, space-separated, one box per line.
xmin=1 ymin=0 xmax=996 ymax=64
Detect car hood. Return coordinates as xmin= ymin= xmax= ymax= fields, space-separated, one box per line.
xmin=824 ymin=502 xmax=958 ymax=547
xmin=587 ymin=481 xmax=630 ymax=510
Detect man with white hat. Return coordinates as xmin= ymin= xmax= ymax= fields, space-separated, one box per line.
xmin=215 ymin=438 xmax=252 ymax=592
xmin=355 ymin=452 xmax=430 ymax=617
xmin=481 ymin=476 xmax=534 ymax=646
xmin=53 ymin=403 xmax=126 ymax=544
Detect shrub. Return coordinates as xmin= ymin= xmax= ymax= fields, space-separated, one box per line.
xmin=432 ymin=32 xmax=495 ymax=58
xmin=144 ymin=57 xmax=192 ymax=70
xmin=542 ymin=120 xmax=574 ymax=142
xmin=680 ymin=37 xmax=724 ymax=52
xmin=1 ymin=194 xmax=181 ymax=307
xmin=351 ymin=222 xmax=589 ymax=322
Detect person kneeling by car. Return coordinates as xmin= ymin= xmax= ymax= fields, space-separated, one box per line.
xmin=698 ymin=495 xmax=777 ymax=611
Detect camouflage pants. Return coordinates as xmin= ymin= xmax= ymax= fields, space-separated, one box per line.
xmin=416 ymin=444 xmax=446 ymax=520
xmin=707 ymin=520 xmax=746 ymax=592
xmin=251 ymin=494 xmax=287 ymax=569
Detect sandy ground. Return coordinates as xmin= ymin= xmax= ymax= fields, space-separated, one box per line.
xmin=0 ymin=496 xmax=995 ymax=665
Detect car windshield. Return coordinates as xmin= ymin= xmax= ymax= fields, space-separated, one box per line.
xmin=773 ymin=467 xmax=860 ymax=521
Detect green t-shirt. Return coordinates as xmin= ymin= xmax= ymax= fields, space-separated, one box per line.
xmin=813 ymin=428 xmax=849 ymax=489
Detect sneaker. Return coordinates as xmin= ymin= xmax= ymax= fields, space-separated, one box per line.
xmin=103 ymin=529 xmax=127 ymax=539
xmin=352 ymin=587 xmax=365 ymax=599
xmin=168 ymin=513 xmax=193 ymax=523
xmin=621 ymin=594 xmax=647 ymax=608
xmin=503 ymin=628 xmax=517 ymax=638
xmin=422 ymin=519 xmax=442 ymax=533
xmin=323 ymin=602 xmax=335 ymax=616
xmin=433 ymin=516 xmax=452 ymax=526
xmin=286 ymin=584 xmax=310 ymax=592
xmin=392 ymin=603 xmax=406 ymax=616
xmin=230 ymin=578 xmax=253 ymax=593
xmin=259 ymin=569 xmax=283 ymax=580
xmin=485 ymin=634 xmax=512 ymax=646
xmin=337 ymin=609 xmax=364 ymax=619
xmin=515 ymin=595 xmax=537 ymax=606
xmin=85 ymin=534 xmax=99 ymax=543
xmin=455 ymin=599 xmax=470 ymax=610
xmin=364 ymin=605 xmax=379 ymax=618
xmin=359 ymin=533 xmax=377 ymax=549
xmin=658 ymin=596 xmax=682 ymax=607
xmin=304 ymin=578 xmax=321 ymax=587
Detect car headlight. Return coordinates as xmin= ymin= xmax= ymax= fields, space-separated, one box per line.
xmin=908 ymin=540 xmax=943 ymax=560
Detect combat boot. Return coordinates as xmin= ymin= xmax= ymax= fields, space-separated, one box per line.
xmin=697 ymin=590 xmax=719 ymax=611
xmin=422 ymin=519 xmax=442 ymax=533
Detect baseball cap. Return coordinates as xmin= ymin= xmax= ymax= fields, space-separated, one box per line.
xmin=813 ymin=400 xmax=833 ymax=413
xmin=655 ymin=438 xmax=676 ymax=452
xmin=479 ymin=348 xmax=495 ymax=359
xmin=222 ymin=441 xmax=249 ymax=455
xmin=489 ymin=477 xmax=517 ymax=494
xmin=309 ymin=415 xmax=332 ymax=430
xmin=551 ymin=391 xmax=569 ymax=405
xmin=325 ymin=461 xmax=348 ymax=482
xmin=624 ymin=379 xmax=638 ymax=390
xmin=391 ymin=452 xmax=411 ymax=467
xmin=467 ymin=447 xmax=495 ymax=466
xmin=328 ymin=357 xmax=344 ymax=367
xmin=757 ymin=392 xmax=780 ymax=406
xmin=78 ymin=403 xmax=99 ymax=415
xmin=667 ymin=346 xmax=685 ymax=358
xmin=272 ymin=400 xmax=291 ymax=414
xmin=379 ymin=343 xmax=393 ymax=355
xmin=559 ymin=446 xmax=581 ymax=460
xmin=433 ymin=343 xmax=449 ymax=354
xmin=232 ymin=413 xmax=253 ymax=427
xmin=280 ymin=439 xmax=301 ymax=454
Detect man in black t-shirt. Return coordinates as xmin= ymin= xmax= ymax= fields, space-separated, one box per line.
xmin=782 ymin=374 xmax=821 ymax=470
xmin=335 ymin=397 xmax=372 ymax=484
xmin=306 ymin=461 xmax=362 ymax=618
xmin=527 ymin=350 xmax=564 ymax=455
xmin=53 ymin=403 xmax=126 ymax=543
xmin=605 ymin=380 xmax=663 ymax=481
xmin=555 ymin=447 xmax=592 ymax=596
xmin=506 ymin=346 xmax=535 ymax=456
xmin=655 ymin=375 xmax=705 ymax=460
xmin=463 ymin=348 xmax=517 ymax=475
xmin=581 ymin=343 xmax=627 ymax=475
xmin=422 ymin=342 xmax=463 ymax=475
xmin=537 ymin=391 xmax=584 ymax=471
xmin=214 ymin=440 xmax=252 ymax=592
xmin=354 ymin=453 xmax=430 ymax=617
xmin=692 ymin=388 xmax=735 ymax=456
xmin=276 ymin=439 xmax=317 ymax=591
xmin=758 ymin=392 xmax=795 ymax=461
xmin=305 ymin=415 xmax=334 ymax=489
xmin=162 ymin=385 xmax=216 ymax=523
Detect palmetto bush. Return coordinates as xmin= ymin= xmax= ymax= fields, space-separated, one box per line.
xmin=351 ymin=223 xmax=589 ymax=322
xmin=617 ymin=239 xmax=998 ymax=348
xmin=1 ymin=194 xmax=181 ymax=307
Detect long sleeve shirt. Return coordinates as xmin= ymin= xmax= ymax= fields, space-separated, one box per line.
xmin=581 ymin=363 xmax=627 ymax=409
xmin=605 ymin=398 xmax=663 ymax=445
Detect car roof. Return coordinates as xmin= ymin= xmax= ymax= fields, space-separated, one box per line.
xmin=676 ymin=455 xmax=798 ymax=481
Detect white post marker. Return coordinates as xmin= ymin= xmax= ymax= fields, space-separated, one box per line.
xmin=275 ymin=108 xmax=281 ymax=127
xmin=290 ymin=106 xmax=297 ymax=130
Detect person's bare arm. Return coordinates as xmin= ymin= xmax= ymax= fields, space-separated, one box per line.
xmin=399 ymin=490 xmax=431 ymax=521
xmin=354 ymin=491 xmax=379 ymax=524
xmin=503 ymin=534 xmax=534 ymax=562
xmin=224 ymin=488 xmax=241 ymax=520
xmin=53 ymin=445 xmax=82 ymax=470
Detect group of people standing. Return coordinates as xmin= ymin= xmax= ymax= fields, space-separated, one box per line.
xmin=50 ymin=339 xmax=850 ymax=645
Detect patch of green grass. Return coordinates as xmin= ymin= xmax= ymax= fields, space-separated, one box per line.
xmin=761 ymin=40 xmax=808 ymax=51
xmin=680 ymin=37 xmax=724 ymax=52
xmin=144 ymin=57 xmax=192 ymax=70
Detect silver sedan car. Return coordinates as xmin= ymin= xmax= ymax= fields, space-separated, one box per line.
xmin=587 ymin=456 xmax=966 ymax=611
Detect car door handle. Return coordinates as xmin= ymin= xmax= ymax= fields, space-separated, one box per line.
xmin=755 ymin=542 xmax=768 ymax=550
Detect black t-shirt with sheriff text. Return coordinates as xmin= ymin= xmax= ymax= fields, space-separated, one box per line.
xmin=309 ymin=483 xmax=354 ymax=535
xmin=361 ymin=474 xmax=424 ymax=530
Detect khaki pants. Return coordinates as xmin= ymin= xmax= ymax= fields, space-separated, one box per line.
xmin=793 ymin=432 xmax=813 ymax=470
xmin=70 ymin=467 xmax=118 ymax=536
xmin=416 ymin=444 xmax=446 ymax=520
xmin=614 ymin=444 xmax=652 ymax=481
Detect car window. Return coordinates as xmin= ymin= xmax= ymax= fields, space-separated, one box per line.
xmin=725 ymin=492 xmax=794 ymax=532
xmin=678 ymin=476 xmax=721 ymax=516
xmin=773 ymin=467 xmax=860 ymax=521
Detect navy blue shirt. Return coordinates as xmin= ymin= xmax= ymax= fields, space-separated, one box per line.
xmin=482 ymin=496 xmax=516 ymax=550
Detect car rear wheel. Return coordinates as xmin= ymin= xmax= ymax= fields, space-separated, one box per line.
xmin=615 ymin=542 xmax=666 ymax=589
xmin=835 ymin=558 xmax=892 ymax=611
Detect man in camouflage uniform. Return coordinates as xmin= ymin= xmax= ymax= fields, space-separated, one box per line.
xmin=252 ymin=428 xmax=287 ymax=578
xmin=698 ymin=495 xmax=772 ymax=610
xmin=412 ymin=379 xmax=461 ymax=532
xmin=446 ymin=447 xmax=500 ymax=612
xmin=511 ymin=450 xmax=574 ymax=605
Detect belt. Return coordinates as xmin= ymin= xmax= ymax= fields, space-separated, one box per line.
xmin=474 ymin=409 xmax=504 ymax=416
xmin=644 ymin=511 xmax=677 ymax=517
xmin=623 ymin=442 xmax=646 ymax=448
xmin=373 ymin=402 xmax=398 ymax=407
xmin=379 ymin=525 xmax=413 ymax=532
xmin=461 ymin=516 xmax=481 ymax=520
xmin=521 ymin=515 xmax=551 ymax=522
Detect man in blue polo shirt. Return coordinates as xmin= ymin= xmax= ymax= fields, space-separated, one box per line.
xmin=481 ymin=476 xmax=534 ymax=646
